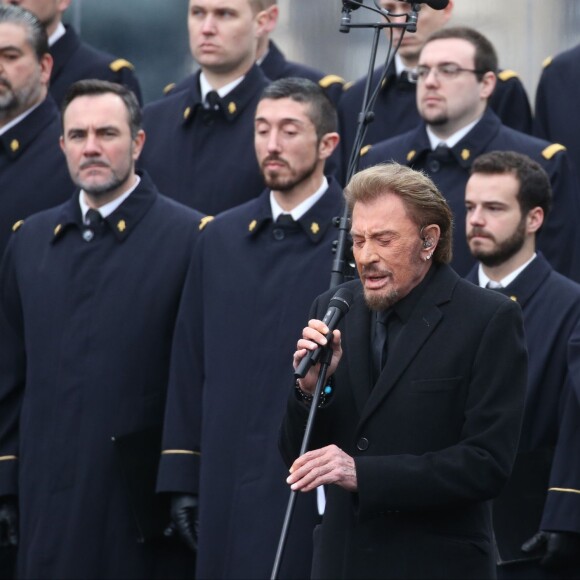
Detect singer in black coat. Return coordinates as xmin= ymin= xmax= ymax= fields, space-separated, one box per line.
xmin=360 ymin=109 xmax=580 ymax=280
xmin=157 ymin=180 xmax=345 ymax=579
xmin=280 ymin=264 xmax=527 ymax=579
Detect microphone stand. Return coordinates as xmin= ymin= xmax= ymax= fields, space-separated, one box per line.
xmin=271 ymin=3 xmax=421 ymax=577
xmin=270 ymin=347 xmax=333 ymax=580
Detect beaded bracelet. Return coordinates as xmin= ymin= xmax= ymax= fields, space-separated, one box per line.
xmin=295 ymin=378 xmax=334 ymax=408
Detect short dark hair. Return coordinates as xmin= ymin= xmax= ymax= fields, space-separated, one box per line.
xmin=259 ymin=77 xmax=337 ymax=140
xmin=423 ymin=26 xmax=498 ymax=81
xmin=345 ymin=163 xmax=454 ymax=264
xmin=61 ymin=80 xmax=142 ymax=139
xmin=0 ymin=4 xmax=48 ymax=61
xmin=471 ymin=151 xmax=553 ymax=220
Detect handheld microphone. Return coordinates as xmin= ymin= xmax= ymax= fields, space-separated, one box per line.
xmin=295 ymin=287 xmax=354 ymax=378
xmin=398 ymin=0 xmax=450 ymax=10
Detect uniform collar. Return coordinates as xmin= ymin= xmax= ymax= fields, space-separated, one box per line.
xmin=181 ymin=63 xmax=268 ymax=124
xmin=482 ymin=253 xmax=552 ymax=307
xmin=50 ymin=25 xmax=80 ymax=77
xmin=0 ymin=97 xmax=59 ymax=160
xmin=51 ymin=171 xmax=158 ymax=244
xmin=259 ymin=40 xmax=285 ymax=79
xmin=247 ymin=177 xmax=344 ymax=243
xmin=405 ymin=108 xmax=502 ymax=169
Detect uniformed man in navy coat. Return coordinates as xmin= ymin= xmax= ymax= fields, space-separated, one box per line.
xmin=0 ymin=80 xmax=203 ymax=579
xmin=338 ymin=0 xmax=532 ymax=177
xmin=534 ymin=44 xmax=580 ymax=174
xmin=140 ymin=0 xmax=271 ymax=216
xmin=464 ymin=151 xmax=580 ymax=578
xmin=156 ymin=78 xmax=343 ymax=579
xmin=360 ymin=27 xmax=580 ymax=281
xmin=281 ymin=163 xmax=526 ymax=579
xmin=0 ymin=5 xmax=73 ymax=255
xmin=255 ymin=0 xmax=345 ymax=105
xmin=3 ymin=0 xmax=142 ymax=105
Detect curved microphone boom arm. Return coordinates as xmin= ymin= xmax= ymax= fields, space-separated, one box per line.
xmin=271 ymin=5 xmax=431 ymax=580
xmin=330 ymin=0 xmax=421 ymax=288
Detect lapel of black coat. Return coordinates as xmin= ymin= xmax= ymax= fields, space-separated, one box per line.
xmin=356 ymin=265 xmax=459 ymax=427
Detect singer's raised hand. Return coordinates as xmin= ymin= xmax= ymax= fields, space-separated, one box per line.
xmin=293 ymin=320 xmax=342 ymax=394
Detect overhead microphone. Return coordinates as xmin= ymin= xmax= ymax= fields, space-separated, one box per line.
xmin=340 ymin=0 xmax=364 ymax=33
xmin=295 ymin=288 xmax=354 ymax=379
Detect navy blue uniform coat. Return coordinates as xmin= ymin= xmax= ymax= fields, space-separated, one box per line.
xmin=49 ymin=25 xmax=142 ymax=105
xmin=0 ymin=96 xmax=74 ymax=255
xmin=157 ymin=181 xmax=345 ymax=579
xmin=280 ymin=264 xmax=527 ymax=579
xmin=466 ymin=255 xmax=580 ymax=566
xmin=534 ymin=44 xmax=580 ymax=173
xmin=361 ymin=108 xmax=580 ymax=280
xmin=140 ymin=64 xmax=269 ymax=216
xmin=338 ymin=63 xmax=532 ymax=178
xmin=260 ymin=40 xmax=344 ymax=105
xmin=0 ymin=173 xmax=202 ymax=579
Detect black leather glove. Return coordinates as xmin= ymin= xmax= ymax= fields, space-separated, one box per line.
xmin=521 ymin=530 xmax=580 ymax=569
xmin=169 ymin=494 xmax=198 ymax=552
xmin=0 ymin=498 xmax=18 ymax=548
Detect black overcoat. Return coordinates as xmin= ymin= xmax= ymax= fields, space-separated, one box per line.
xmin=280 ymin=264 xmax=527 ymax=579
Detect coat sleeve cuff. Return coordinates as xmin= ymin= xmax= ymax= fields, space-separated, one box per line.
xmin=156 ymin=450 xmax=200 ymax=495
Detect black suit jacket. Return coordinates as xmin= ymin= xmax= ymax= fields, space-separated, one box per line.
xmin=281 ymin=264 xmax=527 ymax=579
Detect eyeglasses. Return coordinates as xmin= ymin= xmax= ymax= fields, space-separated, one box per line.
xmin=409 ymin=63 xmax=486 ymax=83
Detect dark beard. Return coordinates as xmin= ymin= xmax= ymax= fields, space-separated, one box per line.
xmin=471 ymin=219 xmax=526 ymax=268
xmin=262 ymin=158 xmax=318 ymax=192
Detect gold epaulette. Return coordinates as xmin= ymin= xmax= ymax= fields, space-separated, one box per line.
xmin=110 ymin=58 xmax=135 ymax=72
xmin=319 ymin=74 xmax=345 ymax=89
xmin=542 ymin=143 xmax=566 ymax=160
xmin=199 ymin=216 xmax=215 ymax=231
xmin=497 ymin=70 xmax=519 ymax=82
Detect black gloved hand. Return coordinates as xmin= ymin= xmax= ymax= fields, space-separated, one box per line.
xmin=0 ymin=498 xmax=18 ymax=548
xmin=521 ymin=530 xmax=580 ymax=569
xmin=169 ymin=494 xmax=198 ymax=552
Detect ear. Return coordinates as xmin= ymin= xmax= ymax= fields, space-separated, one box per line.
xmin=261 ymin=4 xmax=278 ymax=34
xmin=132 ymin=130 xmax=146 ymax=161
xmin=39 ymin=53 xmax=53 ymax=85
xmin=420 ymin=224 xmax=441 ymax=259
xmin=480 ymin=70 xmax=496 ymax=100
xmin=59 ymin=134 xmax=65 ymax=153
xmin=255 ymin=4 xmax=274 ymax=37
xmin=58 ymin=0 xmax=73 ymax=14
xmin=317 ymin=132 xmax=340 ymax=160
xmin=526 ymin=206 xmax=544 ymax=234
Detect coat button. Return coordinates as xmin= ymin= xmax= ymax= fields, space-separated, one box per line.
xmin=427 ymin=158 xmax=441 ymax=172
xmin=272 ymin=228 xmax=285 ymax=241
xmin=357 ymin=437 xmax=369 ymax=451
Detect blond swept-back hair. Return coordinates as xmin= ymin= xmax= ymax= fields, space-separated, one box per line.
xmin=345 ymin=163 xmax=454 ymax=264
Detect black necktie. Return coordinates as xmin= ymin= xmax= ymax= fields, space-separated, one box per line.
xmin=85 ymin=208 xmax=103 ymax=228
xmin=397 ymin=70 xmax=415 ymax=89
xmin=205 ymin=90 xmax=221 ymax=112
xmin=486 ymin=280 xmax=503 ymax=290
xmin=276 ymin=214 xmax=295 ymax=226
xmin=373 ymin=311 xmax=392 ymax=376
